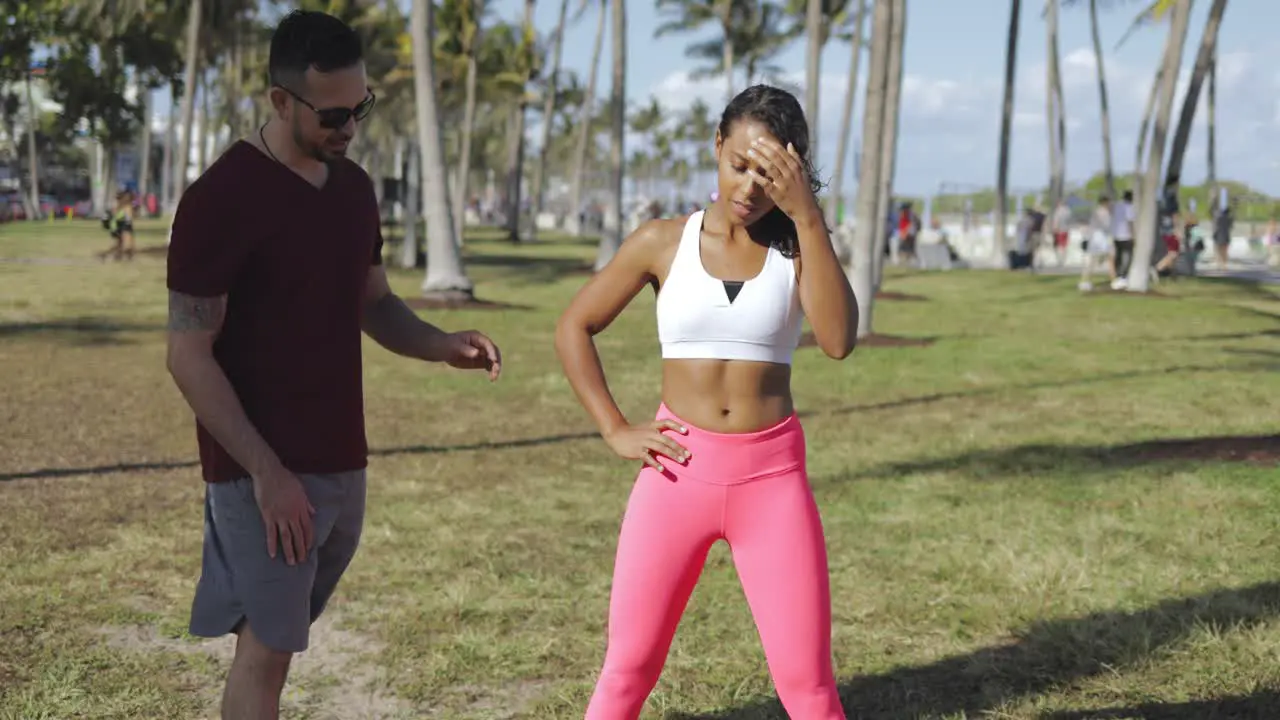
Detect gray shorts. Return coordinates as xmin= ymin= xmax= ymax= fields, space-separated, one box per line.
xmin=189 ymin=470 xmax=366 ymax=653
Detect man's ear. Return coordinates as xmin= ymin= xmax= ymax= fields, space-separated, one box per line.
xmin=267 ymin=86 xmax=290 ymax=119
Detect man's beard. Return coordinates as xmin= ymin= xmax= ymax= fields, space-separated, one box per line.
xmin=291 ymin=118 xmax=346 ymax=162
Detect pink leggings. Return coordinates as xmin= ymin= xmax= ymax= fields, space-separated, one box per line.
xmin=585 ymin=404 xmax=844 ymax=720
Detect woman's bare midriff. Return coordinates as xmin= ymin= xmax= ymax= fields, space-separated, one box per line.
xmin=661 ymin=359 xmax=793 ymax=433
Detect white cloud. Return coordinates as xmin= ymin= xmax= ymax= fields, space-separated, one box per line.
xmin=644 ymin=48 xmax=1280 ymax=197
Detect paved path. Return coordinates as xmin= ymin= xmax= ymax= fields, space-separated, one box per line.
xmin=964 ymin=257 xmax=1280 ymax=285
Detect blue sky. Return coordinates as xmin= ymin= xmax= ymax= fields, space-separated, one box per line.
xmin=483 ymin=0 xmax=1276 ymax=197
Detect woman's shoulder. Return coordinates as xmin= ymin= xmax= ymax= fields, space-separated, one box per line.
xmin=624 ymin=214 xmax=691 ymax=255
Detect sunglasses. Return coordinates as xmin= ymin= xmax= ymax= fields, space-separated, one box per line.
xmin=276 ymin=85 xmax=376 ymax=129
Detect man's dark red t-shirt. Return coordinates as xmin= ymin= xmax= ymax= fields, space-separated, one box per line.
xmin=167 ymin=141 xmax=384 ymax=484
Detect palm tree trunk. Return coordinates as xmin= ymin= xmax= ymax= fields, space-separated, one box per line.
xmin=412 ymin=0 xmax=474 ymax=298
xmin=994 ymin=0 xmax=1021 ymax=264
xmin=719 ymin=0 xmax=734 ymax=103
xmin=827 ymin=0 xmax=867 ymax=231
xmin=175 ymin=0 xmax=202 ymax=200
xmin=594 ymin=0 xmax=626 ymax=271
xmin=103 ymin=146 xmax=116 ymax=211
xmin=452 ymin=40 xmax=480 ymax=244
xmin=197 ymin=70 xmax=210 ymax=174
xmin=24 ymin=70 xmax=41 ymax=220
xmin=804 ymin=0 xmax=823 ymax=161
xmin=1088 ymin=0 xmax=1116 ymax=199
xmin=1164 ymin=0 xmax=1228 ymax=187
xmin=848 ymin=0 xmax=892 ymax=338
xmin=137 ymin=87 xmax=152 ymax=214
xmin=1207 ymin=54 xmax=1216 ymax=189
xmin=401 ymin=142 xmax=420 ymax=269
xmin=1052 ymin=7 xmax=1066 ymax=210
xmin=1134 ymin=62 xmax=1163 ymax=183
xmin=1045 ymin=0 xmax=1063 ymax=224
xmin=531 ymin=0 xmax=571 ymax=235
xmin=505 ymin=0 xmax=537 ymax=244
xmin=871 ymin=0 xmax=905 ymax=290
xmin=228 ymin=28 xmax=243 ymax=141
xmin=1127 ymin=0 xmax=1192 ymax=293
xmin=568 ymin=0 xmax=607 ymax=237
xmin=92 ymin=137 xmax=105 ymax=216
xmin=161 ymin=83 xmax=175 ymax=218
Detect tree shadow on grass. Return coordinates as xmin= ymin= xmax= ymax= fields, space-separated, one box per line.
xmin=0 ymin=432 xmax=601 ymax=482
xmin=462 ymin=252 xmax=594 ymax=286
xmin=669 ymin=582 xmax=1280 ymax=720
xmin=852 ymin=431 xmax=1280 ymax=482
xmin=807 ymin=359 xmax=1280 ymax=421
xmin=1042 ymin=690 xmax=1280 ymax=720
xmin=1189 ymin=274 xmax=1280 ymax=299
xmin=8 ymin=361 xmax=1279 ymax=483
xmin=0 ymin=316 xmax=160 ymax=346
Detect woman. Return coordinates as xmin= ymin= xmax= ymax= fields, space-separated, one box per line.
xmin=555 ymin=84 xmax=856 ymax=720
xmin=99 ymin=189 xmax=136 ymax=261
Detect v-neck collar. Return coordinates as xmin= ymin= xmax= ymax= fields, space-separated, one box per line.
xmin=235 ymin=139 xmax=336 ymax=193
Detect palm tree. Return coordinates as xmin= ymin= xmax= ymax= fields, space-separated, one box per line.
xmin=25 ymin=67 xmax=41 ymax=219
xmin=1073 ymin=0 xmax=1117 ymax=198
xmin=655 ymin=0 xmax=737 ymax=104
xmin=566 ymin=0 xmax=607 ymax=236
xmin=804 ymin=0 xmax=823 ymax=155
xmin=848 ymin=0 xmax=892 ymax=338
xmin=994 ymin=0 xmax=1022 ymax=264
xmin=683 ymin=1 xmax=790 ymax=86
xmin=827 ymin=0 xmax=866 ymax=230
xmin=1044 ymin=0 xmax=1066 ymax=229
xmin=1120 ymin=0 xmax=1176 ymax=186
xmin=629 ymin=96 xmax=663 ymax=195
xmin=530 ymin=0 xmax=572 ymax=235
xmin=174 ymin=0 xmax=201 ymax=200
xmin=594 ymin=0 xmax=626 ymax=270
xmin=682 ymin=99 xmax=716 ymax=185
xmin=412 ymin=0 xmax=474 ymax=299
xmin=503 ymin=0 xmax=538 ymax=244
xmin=1126 ymin=0 xmax=1191 ymax=292
xmin=1206 ymin=54 xmax=1216 ymax=189
xmin=785 ymin=0 xmax=854 ymax=167
xmin=1163 ymin=0 xmax=1229 ymax=188
xmin=435 ymin=0 xmax=486 ymax=245
xmin=871 ymin=0 xmax=905 ymax=290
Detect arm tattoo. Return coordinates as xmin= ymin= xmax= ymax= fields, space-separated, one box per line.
xmin=168 ymin=291 xmax=226 ymax=332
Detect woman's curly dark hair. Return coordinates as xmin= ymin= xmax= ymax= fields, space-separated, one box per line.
xmin=718 ymin=84 xmax=827 ymax=259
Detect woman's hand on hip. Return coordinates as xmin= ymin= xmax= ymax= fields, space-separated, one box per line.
xmin=604 ymin=420 xmax=691 ymax=472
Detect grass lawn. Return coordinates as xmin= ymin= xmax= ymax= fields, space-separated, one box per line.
xmin=3 ymin=218 xmax=1280 ymax=719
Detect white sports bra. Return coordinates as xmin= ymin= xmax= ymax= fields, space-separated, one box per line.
xmin=656 ymin=210 xmax=805 ymax=365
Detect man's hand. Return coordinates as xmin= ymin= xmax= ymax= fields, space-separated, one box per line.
xmin=439 ymin=330 xmax=502 ymax=381
xmin=252 ymin=467 xmax=316 ymax=565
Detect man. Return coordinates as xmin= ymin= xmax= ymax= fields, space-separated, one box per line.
xmin=1110 ymin=189 xmax=1136 ymax=290
xmin=165 ymin=11 xmax=501 ymax=719
xmin=1009 ymin=207 xmax=1038 ymax=271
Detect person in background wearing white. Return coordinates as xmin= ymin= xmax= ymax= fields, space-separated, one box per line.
xmin=1079 ymin=195 xmax=1112 ymax=292
xmin=1109 ymin=190 xmax=1136 ymax=290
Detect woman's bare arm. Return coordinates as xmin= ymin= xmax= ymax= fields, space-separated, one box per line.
xmin=795 ymin=213 xmax=858 ymax=359
xmin=554 ymin=219 xmax=676 ymax=436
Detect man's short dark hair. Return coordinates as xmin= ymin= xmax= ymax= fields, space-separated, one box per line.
xmin=268 ymin=10 xmax=363 ymax=90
